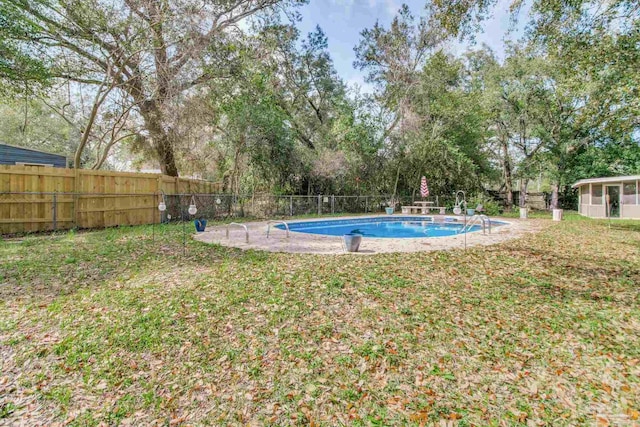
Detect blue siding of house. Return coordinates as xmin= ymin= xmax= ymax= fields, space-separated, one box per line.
xmin=0 ymin=144 xmax=67 ymax=168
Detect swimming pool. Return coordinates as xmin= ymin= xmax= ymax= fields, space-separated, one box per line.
xmin=276 ymin=216 xmax=501 ymax=238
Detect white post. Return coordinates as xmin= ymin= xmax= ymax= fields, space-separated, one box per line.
xmin=619 ymin=183 xmax=623 ymax=218
xmin=587 ymin=184 xmax=593 ymax=217
xmin=578 ymin=187 xmax=581 ymax=214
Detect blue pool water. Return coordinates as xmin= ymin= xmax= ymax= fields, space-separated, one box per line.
xmin=276 ymin=216 xmax=503 ymax=238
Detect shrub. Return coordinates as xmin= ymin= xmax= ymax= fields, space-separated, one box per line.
xmin=470 ymin=195 xmax=502 ymax=216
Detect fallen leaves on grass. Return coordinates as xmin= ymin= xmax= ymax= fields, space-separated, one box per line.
xmin=0 ymin=219 xmax=639 ymax=425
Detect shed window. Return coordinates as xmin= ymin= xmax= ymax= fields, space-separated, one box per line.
xmin=623 ymin=182 xmax=637 ymax=205
xmin=592 ymin=185 xmax=603 ymax=204
xmin=580 ymin=185 xmax=591 ymax=205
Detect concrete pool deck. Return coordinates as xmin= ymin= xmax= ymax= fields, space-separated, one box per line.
xmin=194 ymin=215 xmax=545 ymax=254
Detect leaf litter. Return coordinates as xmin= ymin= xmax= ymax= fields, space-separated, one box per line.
xmin=0 ymin=219 xmax=638 ymax=425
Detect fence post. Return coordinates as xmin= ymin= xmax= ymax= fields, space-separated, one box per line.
xmin=52 ymin=192 xmax=57 ymax=231
xmin=290 ymin=195 xmax=293 ymax=216
xmin=72 ymin=168 xmax=80 ymax=229
xmin=157 ymin=175 xmax=163 ymax=224
xmin=331 ymin=195 xmax=335 ymax=214
xmin=365 ymin=196 xmax=368 ymax=213
xmin=317 ymin=194 xmax=322 ymax=216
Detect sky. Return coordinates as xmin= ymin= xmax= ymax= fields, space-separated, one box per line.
xmin=294 ymin=0 xmax=528 ymax=93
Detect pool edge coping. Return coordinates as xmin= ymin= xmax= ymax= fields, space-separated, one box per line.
xmin=192 ymin=214 xmax=537 ymax=255
xmin=273 ymin=214 xmax=511 ymax=240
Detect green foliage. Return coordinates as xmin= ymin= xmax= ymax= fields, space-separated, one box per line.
xmin=0 ymin=2 xmax=51 ymax=93
xmin=0 ymin=97 xmax=78 ymax=160
xmin=0 ymin=0 xmax=637 ymax=205
xmin=470 ymin=195 xmax=502 ymax=215
xmin=354 ymin=12 xmax=492 ymax=198
xmin=566 ymin=141 xmax=640 ymax=182
xmin=428 ymin=0 xmax=638 ymax=207
xmin=0 ymin=402 xmax=16 ymax=418
xmin=207 ymin=23 xmax=385 ymax=195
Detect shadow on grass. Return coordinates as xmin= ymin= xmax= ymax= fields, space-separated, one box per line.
xmin=610 ymin=222 xmax=640 ymax=233
xmin=479 ymin=240 xmax=639 ymax=305
xmin=2 ymin=219 xmax=639 ymax=307
xmin=0 ymin=224 xmax=274 ymax=302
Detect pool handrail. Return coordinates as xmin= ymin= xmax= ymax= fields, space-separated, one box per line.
xmin=266 ymin=220 xmax=290 ymax=238
xmin=226 ymin=222 xmax=249 ymax=243
xmin=480 ymin=214 xmax=491 ymax=234
xmin=460 ymin=214 xmax=491 ymax=234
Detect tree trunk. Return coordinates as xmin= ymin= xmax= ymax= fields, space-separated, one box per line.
xmin=519 ymin=179 xmax=528 ymax=208
xmin=231 ymin=139 xmax=243 ymax=196
xmin=505 ymin=175 xmax=513 ymax=209
xmin=550 ymin=182 xmax=559 ymax=210
xmin=74 ymin=77 xmax=111 ymax=169
xmin=139 ymin=101 xmax=179 ymax=176
xmin=501 ymin=140 xmax=513 ymax=208
xmin=222 ymin=171 xmax=231 ymax=192
xmin=391 ymin=163 xmax=401 ymax=204
xmin=155 ymin=133 xmax=179 ymax=176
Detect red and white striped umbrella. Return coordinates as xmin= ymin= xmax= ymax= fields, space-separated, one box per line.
xmin=420 ymin=176 xmax=429 ymax=198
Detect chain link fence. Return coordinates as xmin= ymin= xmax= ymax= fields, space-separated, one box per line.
xmin=2 ymin=192 xmax=451 ymax=234
xmin=2 ymin=188 xmax=572 ymax=234
xmin=161 ymin=194 xmax=422 ymax=221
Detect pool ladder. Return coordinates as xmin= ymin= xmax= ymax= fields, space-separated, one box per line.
xmin=459 ymin=215 xmax=491 ymax=234
xmin=266 ymin=220 xmax=290 ymax=238
xmin=226 ymin=222 xmax=249 ymax=243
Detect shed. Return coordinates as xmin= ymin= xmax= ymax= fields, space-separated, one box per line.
xmin=0 ymin=143 xmax=68 ymax=168
xmin=572 ymin=175 xmax=640 ymax=219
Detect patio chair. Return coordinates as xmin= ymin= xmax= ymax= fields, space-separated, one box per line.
xmin=475 ymin=204 xmax=485 ymax=214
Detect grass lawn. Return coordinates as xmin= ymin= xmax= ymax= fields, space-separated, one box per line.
xmin=1 ymin=217 xmax=639 ymax=426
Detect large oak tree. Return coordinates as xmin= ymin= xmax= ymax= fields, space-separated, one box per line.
xmin=5 ymin=0 xmax=302 ymax=175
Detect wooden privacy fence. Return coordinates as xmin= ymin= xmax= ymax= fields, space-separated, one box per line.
xmin=0 ymin=165 xmax=222 ymax=234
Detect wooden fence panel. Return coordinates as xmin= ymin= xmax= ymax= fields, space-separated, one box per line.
xmin=0 ymin=165 xmax=76 ymax=233
xmin=0 ymin=165 xmax=221 ymax=234
xmin=161 ymin=176 xmax=178 ymax=194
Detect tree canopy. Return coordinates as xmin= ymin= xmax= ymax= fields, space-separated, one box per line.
xmin=0 ymin=0 xmax=638 ymax=206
